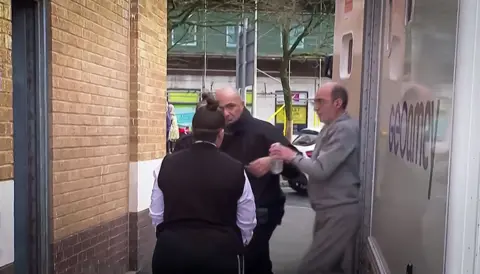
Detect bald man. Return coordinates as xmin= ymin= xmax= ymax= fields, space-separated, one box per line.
xmin=270 ymin=83 xmax=361 ymax=274
xmin=215 ymin=87 xmax=301 ymax=274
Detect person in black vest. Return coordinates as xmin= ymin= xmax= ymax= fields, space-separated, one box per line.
xmin=215 ymin=87 xmax=301 ymax=274
xmin=149 ymin=97 xmax=257 ymax=274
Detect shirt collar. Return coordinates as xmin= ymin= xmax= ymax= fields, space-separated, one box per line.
xmin=194 ymin=140 xmax=217 ymax=147
xmin=321 ymin=112 xmax=350 ymax=133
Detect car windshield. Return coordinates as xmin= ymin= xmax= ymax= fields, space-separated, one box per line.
xmin=292 ymin=130 xmax=318 ymax=146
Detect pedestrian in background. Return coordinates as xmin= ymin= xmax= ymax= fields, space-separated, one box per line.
xmin=167 ymin=104 xmax=180 ymax=153
xmin=166 ymin=102 xmax=171 ymax=153
xmin=269 ymin=82 xmax=361 ymax=274
xmin=150 ymin=97 xmax=257 ymax=274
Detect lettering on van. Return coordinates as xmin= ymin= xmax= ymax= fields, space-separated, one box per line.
xmin=388 ymin=100 xmax=440 ymax=200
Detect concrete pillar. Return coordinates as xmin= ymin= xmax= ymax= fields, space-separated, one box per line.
xmin=332 ymin=0 xmax=365 ymax=118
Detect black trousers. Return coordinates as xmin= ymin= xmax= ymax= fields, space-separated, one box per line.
xmin=168 ymin=140 xmax=178 ymax=153
xmin=244 ymin=222 xmax=279 ymax=274
xmin=152 ymin=229 xmax=242 ymax=274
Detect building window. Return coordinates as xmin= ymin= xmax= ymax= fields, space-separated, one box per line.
xmin=226 ymin=25 xmax=238 ymax=48
xmin=280 ymin=25 xmax=305 ymax=49
xmin=340 ymin=33 xmax=353 ymax=79
xmin=171 ymin=24 xmax=197 ymax=47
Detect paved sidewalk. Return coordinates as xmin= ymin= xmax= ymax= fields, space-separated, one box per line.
xmin=271 ymin=189 xmax=314 ymax=274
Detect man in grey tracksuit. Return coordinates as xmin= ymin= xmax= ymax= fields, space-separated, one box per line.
xmin=269 ymin=82 xmax=360 ymax=274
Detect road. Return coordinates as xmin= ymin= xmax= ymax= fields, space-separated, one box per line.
xmin=271 ymin=188 xmax=314 ymax=274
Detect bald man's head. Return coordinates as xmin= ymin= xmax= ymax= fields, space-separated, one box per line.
xmin=215 ymin=86 xmax=245 ymax=125
xmin=215 ymin=86 xmax=242 ymax=103
xmin=314 ymin=82 xmax=349 ymax=124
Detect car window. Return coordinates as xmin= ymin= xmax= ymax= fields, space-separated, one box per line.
xmin=292 ymin=132 xmax=318 ymax=146
xmin=299 ymin=129 xmax=319 ymax=135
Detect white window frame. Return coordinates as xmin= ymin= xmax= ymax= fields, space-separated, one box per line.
xmin=445 ymin=0 xmax=480 ymax=273
xmin=280 ymin=25 xmax=305 ymax=49
xmin=171 ymin=24 xmax=198 ymax=47
xmin=226 ymin=25 xmax=238 ymax=48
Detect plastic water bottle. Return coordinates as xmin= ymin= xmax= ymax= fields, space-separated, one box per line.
xmin=270 ymin=143 xmax=284 ymax=175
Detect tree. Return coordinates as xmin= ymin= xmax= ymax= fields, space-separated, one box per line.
xmin=260 ymin=0 xmax=334 ymax=140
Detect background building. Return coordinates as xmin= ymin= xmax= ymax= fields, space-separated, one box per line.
xmin=167 ymin=11 xmax=334 ymax=132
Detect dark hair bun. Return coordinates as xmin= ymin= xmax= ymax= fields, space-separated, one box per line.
xmin=200 ymin=92 xmax=213 ymax=101
xmin=205 ymin=96 xmax=219 ymax=111
xmin=192 ymin=92 xmax=225 ymax=142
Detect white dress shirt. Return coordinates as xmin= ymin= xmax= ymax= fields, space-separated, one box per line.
xmin=149 ymin=163 xmax=257 ymax=245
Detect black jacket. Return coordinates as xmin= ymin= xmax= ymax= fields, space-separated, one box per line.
xmin=174 ymin=133 xmax=194 ymax=152
xmin=174 ymin=110 xmax=300 ymax=224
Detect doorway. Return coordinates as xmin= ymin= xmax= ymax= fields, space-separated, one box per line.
xmin=11 ymin=0 xmax=51 ymax=273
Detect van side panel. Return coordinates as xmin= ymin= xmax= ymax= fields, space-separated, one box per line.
xmin=358 ymin=0 xmax=459 ymax=272
xmin=332 ymin=0 xmax=365 ymax=118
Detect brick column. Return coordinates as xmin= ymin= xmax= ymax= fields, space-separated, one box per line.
xmin=128 ymin=0 xmax=167 ymax=272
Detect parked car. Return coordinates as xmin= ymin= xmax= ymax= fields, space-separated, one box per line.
xmin=285 ymin=127 xmax=323 ymax=195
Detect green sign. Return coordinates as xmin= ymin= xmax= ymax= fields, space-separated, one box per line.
xmin=167 ymin=89 xmax=200 ymax=103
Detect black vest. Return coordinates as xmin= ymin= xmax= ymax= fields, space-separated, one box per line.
xmin=157 ymin=142 xmax=246 ymax=253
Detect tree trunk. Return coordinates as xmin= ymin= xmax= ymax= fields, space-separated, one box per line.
xmin=285 ymin=119 xmax=294 ymax=141
xmin=280 ymin=27 xmax=293 ymax=141
xmin=279 ymin=61 xmax=293 ymax=141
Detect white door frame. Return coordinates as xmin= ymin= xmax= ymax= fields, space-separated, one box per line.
xmin=357 ymin=0 xmax=384 ymax=271
xmin=445 ymin=0 xmax=480 ymax=273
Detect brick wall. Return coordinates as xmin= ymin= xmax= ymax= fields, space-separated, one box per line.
xmin=130 ymin=0 xmax=167 ymax=162
xmin=51 ymin=0 xmax=130 ymax=241
xmin=0 ymin=0 xmax=12 ymax=182
xmin=128 ymin=210 xmax=155 ymax=272
xmin=51 ymin=0 xmax=131 ymax=272
xmin=1 ymin=0 xmax=167 ymax=272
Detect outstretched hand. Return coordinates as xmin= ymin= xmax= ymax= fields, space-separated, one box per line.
xmin=246 ymin=157 xmax=272 ymax=178
xmin=269 ymin=143 xmax=297 ymax=162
